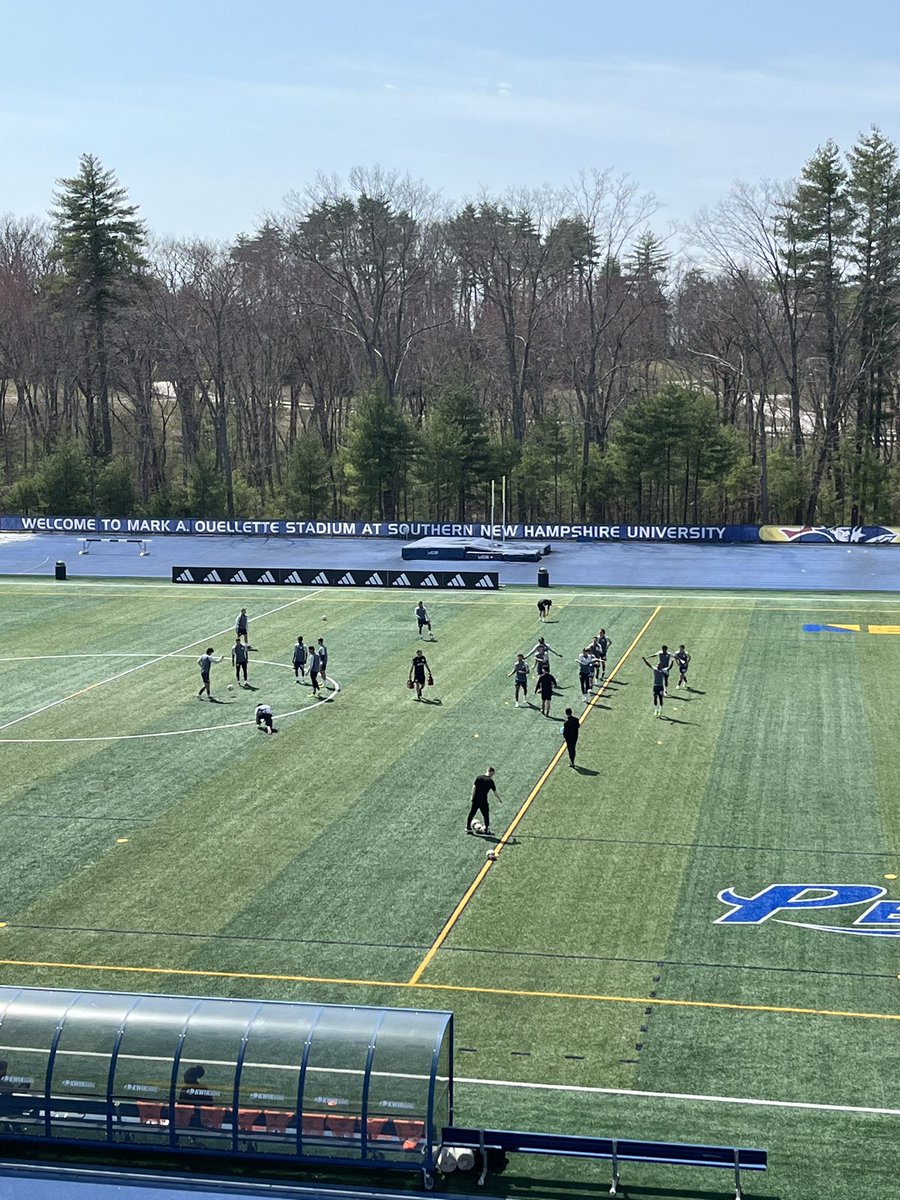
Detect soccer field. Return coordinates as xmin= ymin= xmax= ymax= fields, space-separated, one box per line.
xmin=1 ymin=578 xmax=898 ymax=1199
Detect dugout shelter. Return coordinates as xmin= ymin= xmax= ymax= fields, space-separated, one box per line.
xmin=0 ymin=986 xmax=453 ymax=1183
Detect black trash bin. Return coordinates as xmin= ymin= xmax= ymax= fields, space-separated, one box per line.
xmin=537 ymin=567 xmax=549 ymax=588
xmin=55 ymin=561 xmax=67 ymax=581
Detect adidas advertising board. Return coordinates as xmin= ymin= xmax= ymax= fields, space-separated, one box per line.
xmin=172 ymin=568 xmax=498 ymax=589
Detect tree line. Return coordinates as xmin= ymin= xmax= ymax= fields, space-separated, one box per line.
xmin=2 ymin=130 xmax=900 ymax=526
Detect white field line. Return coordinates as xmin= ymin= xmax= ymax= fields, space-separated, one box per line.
xmin=0 ymin=592 xmax=321 ymax=734
xmin=455 ymin=1076 xmax=900 ymax=1118
xmin=0 ymin=676 xmax=340 ymax=743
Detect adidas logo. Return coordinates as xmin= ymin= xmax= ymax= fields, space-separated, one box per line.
xmin=392 ymin=573 xmax=411 ymax=587
xmin=475 ymin=575 xmax=496 ymax=589
xmin=283 ymin=571 xmax=304 ymax=585
xmin=174 ymin=569 xmax=194 ymax=583
xmin=230 ymin=570 xmax=248 ymax=584
xmin=446 ymin=574 xmax=466 ymax=588
xmin=365 ymin=573 xmax=384 ymax=586
xmin=311 ymin=572 xmax=330 ymax=586
xmin=336 ymin=572 xmax=356 ymax=586
xmin=420 ymin=574 xmax=439 ymax=587
xmin=203 ymin=570 xmax=222 ymax=583
xmin=257 ymin=571 xmax=277 ymax=584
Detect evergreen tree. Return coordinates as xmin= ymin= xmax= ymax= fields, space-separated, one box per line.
xmin=343 ymin=386 xmax=416 ymax=519
xmin=782 ymin=140 xmax=854 ymax=519
xmin=417 ymin=376 xmax=494 ymax=521
xmin=35 ymin=440 xmax=91 ymax=514
xmin=847 ymin=127 xmax=900 ymax=521
xmin=51 ymin=153 xmax=148 ymax=459
xmin=283 ymin=429 xmax=330 ymax=517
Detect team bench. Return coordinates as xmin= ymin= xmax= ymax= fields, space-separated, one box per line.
xmin=77 ymin=537 xmax=151 ymax=556
xmin=443 ymin=1126 xmax=768 ymax=1199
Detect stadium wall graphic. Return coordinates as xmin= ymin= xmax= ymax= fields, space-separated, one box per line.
xmin=4 ymin=514 xmax=900 ymax=543
xmin=171 ymin=567 xmax=499 ymax=589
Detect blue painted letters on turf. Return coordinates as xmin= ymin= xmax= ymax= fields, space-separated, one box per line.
xmin=716 ymin=884 xmax=885 ymax=924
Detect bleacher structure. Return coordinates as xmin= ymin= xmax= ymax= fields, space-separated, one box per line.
xmin=0 ymin=986 xmax=766 ymax=1196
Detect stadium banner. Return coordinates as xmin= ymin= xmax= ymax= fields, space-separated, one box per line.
xmin=4 ymin=513 xmax=899 ymax=544
xmin=759 ymin=525 xmax=900 ymax=544
xmin=171 ymin=567 xmax=499 ymax=589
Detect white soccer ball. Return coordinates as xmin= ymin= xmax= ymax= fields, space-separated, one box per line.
xmin=321 ymin=615 xmax=327 ymax=620
xmin=471 ymin=820 xmax=484 ymax=834
xmin=227 ymin=684 xmax=234 ymax=691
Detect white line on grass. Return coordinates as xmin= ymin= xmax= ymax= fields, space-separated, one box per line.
xmin=0 ymin=677 xmax=340 ymax=743
xmin=456 ymin=1076 xmax=900 ymax=1118
xmin=0 ymin=591 xmax=321 ymax=734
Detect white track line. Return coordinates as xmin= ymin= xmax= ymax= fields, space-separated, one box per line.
xmin=0 ymin=676 xmax=340 ymax=743
xmin=456 ymin=1076 xmax=900 ymax=1118
xmin=0 ymin=591 xmax=321 ymax=734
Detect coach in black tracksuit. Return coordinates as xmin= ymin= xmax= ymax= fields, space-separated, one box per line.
xmin=562 ymin=707 xmax=580 ymax=767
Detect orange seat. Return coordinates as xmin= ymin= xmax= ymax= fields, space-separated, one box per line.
xmin=366 ymin=1117 xmax=394 ymax=1141
xmin=174 ymin=1104 xmax=197 ymax=1127
xmin=326 ymin=1112 xmax=359 ymax=1138
xmin=261 ymin=1109 xmax=294 ymax=1134
xmin=198 ymin=1106 xmax=228 ymax=1130
xmin=237 ymin=1108 xmax=265 ymax=1131
xmin=136 ymin=1101 xmax=167 ymax=1126
xmin=394 ymin=1119 xmax=424 ymax=1151
xmin=301 ymin=1112 xmax=326 ymax=1137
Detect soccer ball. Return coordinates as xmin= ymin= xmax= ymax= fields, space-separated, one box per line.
xmin=227 ymin=684 xmax=234 ymax=691
xmin=486 ymin=850 xmax=498 ymax=861
xmin=321 ymin=615 xmax=327 ymax=621
xmin=471 ymin=820 xmax=485 ymax=834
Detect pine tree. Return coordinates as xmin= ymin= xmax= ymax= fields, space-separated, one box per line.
xmin=847 ymin=127 xmax=900 ymax=520
xmin=782 ymin=141 xmax=853 ymax=520
xmin=51 ymin=153 xmax=147 ymax=459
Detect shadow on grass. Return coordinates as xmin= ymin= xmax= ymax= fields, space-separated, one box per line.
xmin=573 ymin=765 xmax=600 ymax=775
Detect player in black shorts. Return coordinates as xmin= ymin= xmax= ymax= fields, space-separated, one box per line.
xmin=652 ymin=645 xmax=673 ymax=695
xmin=537 ymin=597 xmax=552 ymax=622
xmin=508 ymin=654 xmax=530 ymax=707
xmin=642 ymin=657 xmax=667 ymax=716
xmin=292 ymin=636 xmax=308 ymax=683
xmin=675 ymin=644 xmax=691 ymax=688
xmin=466 ymin=767 xmax=499 ymax=835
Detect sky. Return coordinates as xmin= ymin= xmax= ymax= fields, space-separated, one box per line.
xmin=1 ymin=0 xmax=899 ymax=241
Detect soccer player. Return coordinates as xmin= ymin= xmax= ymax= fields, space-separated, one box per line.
xmin=642 ymin=656 xmax=667 ymax=716
xmin=409 ymin=649 xmax=429 ymax=700
xmin=308 ymin=644 xmax=322 ymax=695
xmin=292 ymin=636 xmax=308 ymax=683
xmin=255 ymin=703 xmax=278 ymax=735
xmin=508 ymin=653 xmax=530 ymax=706
xmin=316 ymin=637 xmax=328 ymax=686
xmin=466 ymin=767 xmax=499 ymax=835
xmin=414 ymin=601 xmax=433 ymax=639
xmin=562 ymin=707 xmax=580 ymax=766
xmin=231 ymin=637 xmax=250 ymax=687
xmin=537 ymin=597 xmax=552 ymax=622
xmin=577 ymin=648 xmax=594 ymax=702
xmin=235 ymin=608 xmax=251 ymax=646
xmin=652 ymin=644 xmax=673 ymax=695
xmin=197 ymin=648 xmax=222 ymax=699
xmin=525 ymin=636 xmax=561 ymax=665
xmin=675 ymin=644 xmax=691 ymax=688
xmin=594 ymin=629 xmax=612 ymax=680
xmin=536 ymin=668 xmax=555 ymax=717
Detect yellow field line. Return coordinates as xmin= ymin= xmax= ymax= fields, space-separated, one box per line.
xmin=0 ymin=958 xmax=897 ymax=1023
xmin=406 ymin=605 xmax=662 ymax=987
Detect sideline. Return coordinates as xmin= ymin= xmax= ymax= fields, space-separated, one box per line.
xmin=407 ymin=604 xmax=660 ymax=986
xmin=0 ymin=957 xmax=897 ymax=1024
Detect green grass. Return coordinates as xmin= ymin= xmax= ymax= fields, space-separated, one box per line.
xmin=1 ymin=577 xmax=900 ymax=1199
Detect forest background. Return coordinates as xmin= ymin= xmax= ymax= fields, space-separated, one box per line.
xmin=3 ymin=128 xmax=900 ymax=527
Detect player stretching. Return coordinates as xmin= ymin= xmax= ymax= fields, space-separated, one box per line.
xmin=594 ymin=629 xmax=612 ymax=681
xmin=577 ymin=648 xmax=594 ymax=702
xmin=414 ymin=601 xmax=434 ymax=639
xmin=642 ymin=657 xmax=667 ymax=716
xmin=651 ymin=644 xmax=673 ymax=695
xmin=675 ymin=644 xmax=691 ymax=688
xmin=508 ymin=654 xmax=530 ymax=707
xmin=526 ymin=636 xmax=561 ymax=666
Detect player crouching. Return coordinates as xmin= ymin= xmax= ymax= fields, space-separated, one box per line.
xmin=255 ymin=704 xmax=278 ymax=735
